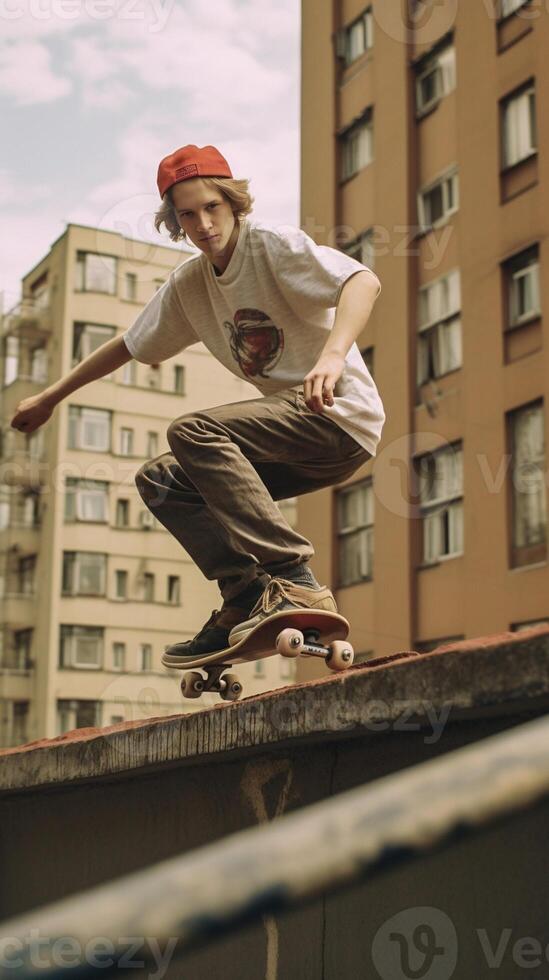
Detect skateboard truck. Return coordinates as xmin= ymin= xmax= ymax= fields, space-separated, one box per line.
xmin=276 ymin=627 xmax=354 ymax=670
xmin=180 ymin=664 xmax=243 ymax=702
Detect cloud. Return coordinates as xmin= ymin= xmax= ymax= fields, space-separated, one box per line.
xmin=0 ymin=0 xmax=301 ymax=302
xmin=0 ymin=169 xmax=53 ymax=206
xmin=81 ymin=78 xmax=134 ymax=109
xmin=0 ymin=38 xmax=72 ymax=104
xmin=68 ymin=35 xmax=119 ymax=82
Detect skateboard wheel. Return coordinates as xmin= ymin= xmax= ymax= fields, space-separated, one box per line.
xmin=276 ymin=628 xmax=304 ymax=657
xmin=326 ymin=640 xmax=355 ymax=671
xmin=181 ymin=671 xmax=204 ymax=698
xmin=219 ymin=673 xmax=242 ymax=701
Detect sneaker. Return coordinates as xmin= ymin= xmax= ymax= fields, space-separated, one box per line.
xmin=228 ymin=577 xmax=337 ymax=647
xmin=162 ymin=605 xmax=247 ymax=666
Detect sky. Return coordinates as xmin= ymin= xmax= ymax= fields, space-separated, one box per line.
xmin=0 ymin=0 xmax=301 ymax=309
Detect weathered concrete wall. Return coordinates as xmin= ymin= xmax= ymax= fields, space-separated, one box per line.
xmin=0 ymin=627 xmax=547 ymax=930
xmin=174 ymin=800 xmax=549 ymax=980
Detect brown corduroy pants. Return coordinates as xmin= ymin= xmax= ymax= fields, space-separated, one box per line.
xmin=135 ymin=386 xmax=371 ymax=602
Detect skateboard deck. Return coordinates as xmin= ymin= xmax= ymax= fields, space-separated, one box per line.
xmin=162 ymin=609 xmax=355 ymax=702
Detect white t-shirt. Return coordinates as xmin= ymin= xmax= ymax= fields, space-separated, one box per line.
xmin=122 ymin=217 xmax=386 ymax=456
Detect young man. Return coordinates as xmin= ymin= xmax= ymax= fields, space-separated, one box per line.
xmin=11 ymin=144 xmax=385 ymax=664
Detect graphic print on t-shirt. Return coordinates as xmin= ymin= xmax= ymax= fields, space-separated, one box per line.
xmin=224 ymin=308 xmax=284 ymax=379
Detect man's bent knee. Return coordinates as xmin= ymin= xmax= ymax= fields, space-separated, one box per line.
xmin=166 ymin=414 xmax=201 ymax=448
xmin=134 ymin=454 xmax=172 ymax=508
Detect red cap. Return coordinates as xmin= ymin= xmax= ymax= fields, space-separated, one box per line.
xmin=157 ymin=144 xmax=233 ymax=198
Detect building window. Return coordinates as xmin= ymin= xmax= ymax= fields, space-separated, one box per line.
xmin=17 ymin=556 xmax=36 ymax=595
xmin=3 ymin=336 xmax=19 ymax=387
xmin=146 ymin=432 xmax=159 ymax=457
xmin=75 ymin=252 xmax=117 ymax=294
xmin=13 ymin=630 xmax=33 ymax=670
xmin=417 ymin=444 xmax=464 ymax=564
xmin=65 ymin=478 xmax=108 ymax=523
xmin=361 ymin=346 xmax=374 ymax=380
xmin=0 ymin=701 xmax=29 ymax=747
xmin=417 ymin=269 xmax=462 ymax=385
xmin=509 ymin=402 xmax=547 ymax=565
xmin=503 ymin=245 xmax=540 ymax=329
xmin=30 ymin=271 xmax=49 ymax=309
xmin=68 ymin=406 xmax=111 ymax=452
xmin=140 ymin=643 xmax=152 ymax=671
xmin=415 ymin=44 xmax=456 ymax=117
xmin=57 ymin=699 xmax=102 ymax=734
xmin=278 ymin=497 xmax=298 ymax=529
xmin=337 ymin=481 xmax=374 ymax=586
xmin=62 ymin=552 xmax=107 ymax=596
xmin=139 ymin=509 xmax=156 ymax=530
xmin=337 ymin=8 xmax=374 ymax=66
xmin=21 ymin=491 xmax=40 ymax=528
xmin=11 ymin=701 xmax=29 ymax=744
xmin=31 ymin=346 xmax=48 ymax=383
xmin=173 ymin=365 xmax=185 ymax=394
xmin=59 ymin=626 xmax=104 ymax=669
xmin=254 ymin=659 xmax=266 ymax=679
xmin=119 ymin=427 xmax=134 ymax=456
xmin=153 ymin=279 xmax=165 ymax=292
xmin=344 ymin=230 xmax=374 ymax=270
xmin=501 ymin=83 xmax=537 ymax=169
xmin=279 ymin=658 xmax=296 ymax=681
xmin=418 ymin=169 xmax=459 ymax=230
xmin=27 ymin=429 xmax=45 ymax=461
xmin=72 ymin=323 xmax=116 ymax=366
xmin=167 ymin=575 xmax=180 ymax=605
xmin=121 ymin=359 xmax=136 ymax=386
xmin=147 ymin=365 xmax=161 ymax=389
xmin=0 ymin=494 xmax=9 ymax=531
xmin=124 ymin=272 xmax=137 ymax=301
xmin=341 ymin=110 xmax=373 ymax=181
xmin=115 ymin=570 xmax=128 ymax=599
xmin=116 ymin=499 xmax=129 ymax=527
xmin=499 ymin=0 xmax=531 ymax=18
xmin=112 ymin=642 xmax=126 ymax=670
xmin=142 ymin=573 xmax=155 ymax=602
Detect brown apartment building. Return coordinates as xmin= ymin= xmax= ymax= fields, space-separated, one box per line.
xmin=299 ymin=0 xmax=548 ymax=665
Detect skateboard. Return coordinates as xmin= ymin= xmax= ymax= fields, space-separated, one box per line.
xmin=162 ymin=609 xmax=355 ymax=702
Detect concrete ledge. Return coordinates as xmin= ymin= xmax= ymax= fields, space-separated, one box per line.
xmin=1 ymin=626 xmax=548 ymax=796
xmin=2 ymin=714 xmax=549 ymax=977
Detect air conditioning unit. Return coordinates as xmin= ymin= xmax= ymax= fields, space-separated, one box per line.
xmin=139 ymin=510 xmax=154 ymax=530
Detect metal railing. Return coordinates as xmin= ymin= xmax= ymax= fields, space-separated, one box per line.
xmin=1 ymin=298 xmax=51 ymax=336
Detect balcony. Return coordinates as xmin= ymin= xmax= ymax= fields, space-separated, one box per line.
xmin=2 ymin=298 xmax=51 ymax=339
xmin=0 ymin=520 xmax=41 ymax=552
xmin=0 ymin=667 xmax=34 ymax=701
xmin=0 ymin=592 xmax=37 ymax=629
xmin=0 ymin=450 xmax=47 ymax=488
xmin=1 ymin=374 xmax=47 ymax=402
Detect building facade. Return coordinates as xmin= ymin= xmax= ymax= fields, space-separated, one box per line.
xmin=0 ymin=224 xmax=297 ymax=748
xmin=299 ymin=0 xmax=548 ymax=673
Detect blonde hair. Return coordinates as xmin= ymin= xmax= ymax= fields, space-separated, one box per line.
xmin=154 ymin=176 xmax=254 ymax=244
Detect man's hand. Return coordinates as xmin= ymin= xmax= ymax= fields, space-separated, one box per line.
xmin=303 ymin=352 xmax=345 ymax=414
xmin=11 ymin=393 xmax=55 ymax=434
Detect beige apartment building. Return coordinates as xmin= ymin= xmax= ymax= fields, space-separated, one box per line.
xmin=299 ymin=0 xmax=549 ymax=670
xmin=0 ymin=225 xmax=297 ymax=748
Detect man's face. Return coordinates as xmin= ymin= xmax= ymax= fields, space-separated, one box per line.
xmin=171 ymin=178 xmax=237 ymax=260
